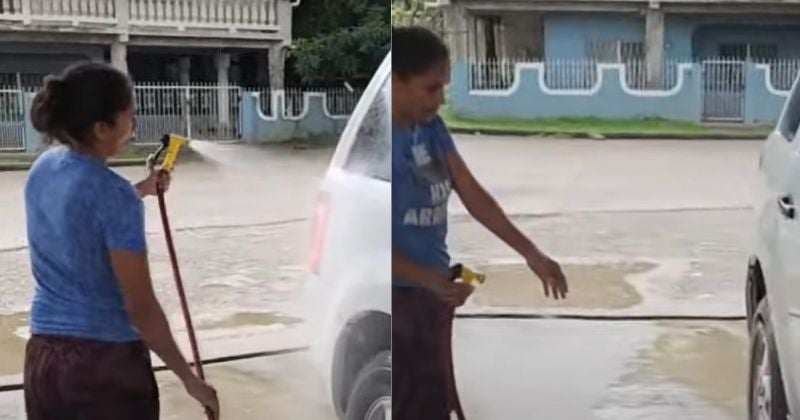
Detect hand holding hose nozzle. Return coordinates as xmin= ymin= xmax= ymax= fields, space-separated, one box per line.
xmin=151 ymin=134 xmax=219 ymax=419
xmin=429 ymin=264 xmax=486 ymax=307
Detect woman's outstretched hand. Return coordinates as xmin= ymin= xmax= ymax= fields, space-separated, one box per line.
xmin=526 ymin=251 xmax=568 ymax=300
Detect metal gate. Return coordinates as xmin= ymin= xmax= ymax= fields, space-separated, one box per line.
xmin=134 ymin=85 xmax=242 ymax=144
xmin=702 ymin=60 xmax=746 ymax=122
xmin=0 ymin=89 xmax=26 ymax=151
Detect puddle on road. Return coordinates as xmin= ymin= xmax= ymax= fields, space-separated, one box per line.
xmin=622 ymin=322 xmax=747 ymax=416
xmin=474 ymin=261 xmax=654 ymax=309
xmin=158 ymin=358 xmax=336 ymax=420
xmin=0 ymin=312 xmax=27 ymax=376
xmin=197 ymin=312 xmax=302 ymax=330
xmin=0 ymin=312 xmax=30 ymax=376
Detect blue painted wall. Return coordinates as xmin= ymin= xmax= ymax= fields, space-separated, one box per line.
xmin=240 ymin=92 xmax=350 ymax=143
xmin=544 ymin=13 xmax=643 ymax=59
xmin=745 ymin=64 xmax=790 ymax=124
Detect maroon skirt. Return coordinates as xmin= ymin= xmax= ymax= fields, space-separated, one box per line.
xmin=24 ymin=334 xmax=159 ymax=420
xmin=393 ymin=286 xmax=465 ymax=420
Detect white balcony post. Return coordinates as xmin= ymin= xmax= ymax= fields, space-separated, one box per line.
xmin=111 ymin=41 xmax=128 ymax=74
xmin=216 ymin=52 xmax=231 ymax=129
xmin=115 ymin=0 xmax=130 ymax=44
xmin=21 ymin=0 xmax=31 ymax=24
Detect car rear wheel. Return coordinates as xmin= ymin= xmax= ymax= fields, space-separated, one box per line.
xmin=345 ymin=351 xmax=391 ymax=420
xmin=749 ymin=298 xmax=789 ymax=420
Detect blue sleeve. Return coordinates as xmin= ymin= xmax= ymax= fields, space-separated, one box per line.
xmin=99 ymin=181 xmax=147 ymax=253
xmin=432 ymin=116 xmax=457 ymax=155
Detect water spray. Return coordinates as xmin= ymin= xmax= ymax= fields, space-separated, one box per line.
xmin=148 ymin=134 xmax=213 ymax=420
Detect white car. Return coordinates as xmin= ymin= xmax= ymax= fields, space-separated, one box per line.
xmin=748 ymin=81 xmax=800 ymax=420
xmin=304 ymin=53 xmax=391 ymax=420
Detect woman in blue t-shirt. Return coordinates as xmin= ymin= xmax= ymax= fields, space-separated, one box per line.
xmin=23 ymin=62 xmax=219 ymax=420
xmin=392 ymin=27 xmax=569 ymax=420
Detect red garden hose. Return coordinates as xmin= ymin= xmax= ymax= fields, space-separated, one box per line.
xmin=156 ymin=185 xmax=212 ymax=420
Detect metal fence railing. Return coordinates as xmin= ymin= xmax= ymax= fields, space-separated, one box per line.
xmin=133 ymin=84 xmax=242 ymax=144
xmin=0 ymin=83 xmax=365 ymax=149
xmin=0 ymin=88 xmax=26 ymax=151
xmin=765 ymin=59 xmax=800 ymax=91
xmin=470 ymin=59 xmax=519 ymax=91
xmin=702 ymin=58 xmax=746 ymax=122
xmin=255 ymin=87 xmax=364 ymax=119
xmin=543 ymin=59 xmax=599 ymax=90
xmin=623 ymin=59 xmax=682 ymax=91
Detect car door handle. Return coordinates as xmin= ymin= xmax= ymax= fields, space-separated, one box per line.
xmin=778 ymin=195 xmax=796 ymax=219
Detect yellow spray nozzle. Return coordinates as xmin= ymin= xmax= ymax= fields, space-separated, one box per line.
xmin=451 ymin=263 xmax=487 ymax=287
xmin=161 ymin=134 xmax=189 ymax=172
xmin=462 ymin=266 xmax=487 ymax=286
xmin=148 ymin=134 xmax=190 ymax=173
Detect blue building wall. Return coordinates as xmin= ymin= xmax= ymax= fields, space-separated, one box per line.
xmin=543 ymin=13 xmax=643 ymax=59
xmin=240 ymin=92 xmax=350 ymax=144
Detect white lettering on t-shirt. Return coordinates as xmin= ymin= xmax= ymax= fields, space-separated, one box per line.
xmin=412 ymin=143 xmax=432 ymax=167
xmin=402 ymin=203 xmax=449 ymax=227
xmin=430 ymin=180 xmax=451 ymax=205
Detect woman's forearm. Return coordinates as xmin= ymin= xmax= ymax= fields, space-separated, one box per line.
xmin=448 ymin=153 xmax=540 ymax=259
xmin=129 ymin=300 xmax=195 ymax=383
xmin=464 ymin=184 xmax=539 ymax=258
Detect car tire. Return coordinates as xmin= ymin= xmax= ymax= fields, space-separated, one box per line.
xmin=345 ymin=351 xmax=391 ymax=420
xmin=749 ymin=297 xmax=789 ymax=420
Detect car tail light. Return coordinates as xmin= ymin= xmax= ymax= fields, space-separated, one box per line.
xmin=309 ymin=191 xmax=331 ymax=274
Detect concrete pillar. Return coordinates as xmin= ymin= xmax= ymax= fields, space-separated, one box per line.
xmin=442 ymin=4 xmax=469 ymax=62
xmin=178 ymin=56 xmax=191 ymax=85
xmin=467 ymin=14 xmax=477 ymax=62
xmin=475 ymin=16 xmax=487 ymax=61
xmin=216 ymin=52 xmax=231 ymax=129
xmin=645 ymin=8 xmax=665 ymax=88
xmin=110 ymin=41 xmax=128 ymax=74
xmin=268 ymin=46 xmax=285 ymax=89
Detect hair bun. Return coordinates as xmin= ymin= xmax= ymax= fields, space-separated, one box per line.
xmin=31 ymin=75 xmax=66 ymax=135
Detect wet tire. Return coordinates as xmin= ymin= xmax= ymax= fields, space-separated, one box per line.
xmin=345 ymin=351 xmax=391 ymax=420
xmin=749 ymin=298 xmax=789 ymax=420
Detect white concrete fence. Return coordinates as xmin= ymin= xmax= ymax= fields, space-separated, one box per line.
xmin=469 ymin=57 xmax=800 ymax=93
xmin=0 ymin=0 xmax=279 ymax=31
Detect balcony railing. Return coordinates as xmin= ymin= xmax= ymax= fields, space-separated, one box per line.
xmin=0 ymin=0 xmax=279 ymax=32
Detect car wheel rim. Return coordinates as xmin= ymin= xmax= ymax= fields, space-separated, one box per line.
xmin=755 ymin=330 xmax=772 ymax=420
xmin=364 ymin=396 xmax=391 ymax=420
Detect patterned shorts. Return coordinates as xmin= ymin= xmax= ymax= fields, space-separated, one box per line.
xmin=24 ymin=334 xmax=159 ymax=420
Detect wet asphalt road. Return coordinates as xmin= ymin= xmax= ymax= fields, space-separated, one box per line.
xmin=0 ymin=137 xmax=763 ymax=419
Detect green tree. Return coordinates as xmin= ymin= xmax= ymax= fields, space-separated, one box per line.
xmin=289 ymin=0 xmax=390 ymax=87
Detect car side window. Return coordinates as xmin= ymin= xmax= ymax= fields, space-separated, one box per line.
xmin=343 ymin=77 xmax=390 ymax=181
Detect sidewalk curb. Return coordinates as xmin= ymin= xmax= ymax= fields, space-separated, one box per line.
xmin=448 ymin=126 xmax=767 ymax=140
xmin=0 ymin=158 xmax=148 ymax=172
